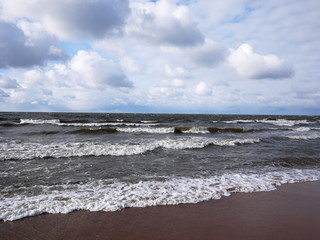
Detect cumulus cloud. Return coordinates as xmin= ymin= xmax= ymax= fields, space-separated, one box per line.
xmin=128 ymin=0 xmax=204 ymax=47
xmin=22 ymin=50 xmax=133 ymax=90
xmin=11 ymin=51 xmax=128 ymax=94
xmin=0 ymin=21 xmax=66 ymax=68
xmin=0 ymin=89 xmax=9 ymax=98
xmin=69 ymin=51 xmax=133 ymax=89
xmin=195 ymin=81 xmax=212 ymax=96
xmin=228 ymin=43 xmax=294 ymax=79
xmin=149 ymin=87 xmax=183 ymax=100
xmin=171 ymin=78 xmax=185 ymax=88
xmin=1 ymin=50 xmax=134 ymax=110
xmin=121 ymin=56 xmax=143 ymax=73
xmin=188 ymin=39 xmax=226 ymax=67
xmin=164 ymin=64 xmax=191 ymax=78
xmin=162 ymin=38 xmax=226 ymax=68
xmin=0 ymin=0 xmax=130 ymax=40
xmin=0 ymin=74 xmax=19 ymax=88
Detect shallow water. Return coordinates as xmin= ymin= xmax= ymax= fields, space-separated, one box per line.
xmin=1 ymin=112 xmax=320 ymax=221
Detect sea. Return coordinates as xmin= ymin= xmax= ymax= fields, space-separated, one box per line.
xmin=1 ymin=112 xmax=320 ymax=221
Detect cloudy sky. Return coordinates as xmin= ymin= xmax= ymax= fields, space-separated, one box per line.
xmin=0 ymin=0 xmax=319 ymax=114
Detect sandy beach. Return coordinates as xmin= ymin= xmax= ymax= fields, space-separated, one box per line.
xmin=1 ymin=181 xmax=320 ymax=240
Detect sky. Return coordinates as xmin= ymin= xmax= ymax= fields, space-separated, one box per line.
xmin=0 ymin=0 xmax=319 ymax=115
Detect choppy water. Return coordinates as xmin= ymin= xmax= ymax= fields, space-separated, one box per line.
xmin=1 ymin=112 xmax=320 ymax=221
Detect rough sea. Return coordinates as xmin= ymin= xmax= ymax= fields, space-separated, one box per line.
xmin=1 ymin=112 xmax=320 ymax=221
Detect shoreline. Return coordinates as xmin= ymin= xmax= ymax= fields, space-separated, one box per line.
xmin=1 ymin=181 xmax=320 ymax=240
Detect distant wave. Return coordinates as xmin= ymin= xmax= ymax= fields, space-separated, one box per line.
xmin=0 ymin=122 xmax=17 ymax=127
xmin=69 ymin=128 xmax=118 ymax=134
xmin=293 ymin=127 xmax=311 ymax=132
xmin=69 ymin=127 xmax=257 ymax=135
xmin=221 ymin=120 xmax=256 ymax=124
xmin=216 ymin=118 xmax=314 ymax=127
xmin=285 ymin=133 xmax=320 ymax=140
xmin=257 ymin=118 xmax=311 ymax=127
xmin=20 ymin=119 xmax=60 ymax=125
xmin=1 ymin=169 xmax=320 ymax=221
xmin=20 ymin=119 xmax=160 ymax=127
xmin=0 ymin=137 xmax=260 ymax=161
xmin=140 ymin=120 xmax=159 ymax=123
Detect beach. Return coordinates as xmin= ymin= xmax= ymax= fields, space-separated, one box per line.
xmin=1 ymin=181 xmax=320 ymax=240
xmin=1 ymin=113 xmax=320 ymax=239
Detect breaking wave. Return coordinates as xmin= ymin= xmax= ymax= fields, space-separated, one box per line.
xmin=257 ymin=119 xmax=311 ymax=127
xmin=20 ymin=119 xmax=159 ymax=127
xmin=1 ymin=169 xmax=319 ymax=221
xmin=285 ymin=133 xmax=320 ymax=140
xmin=0 ymin=137 xmax=260 ymax=161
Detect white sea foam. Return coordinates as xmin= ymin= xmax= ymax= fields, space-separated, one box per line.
xmin=183 ymin=127 xmax=210 ymax=134
xmin=0 ymin=137 xmax=260 ymax=160
xmin=286 ymin=133 xmax=320 ymax=140
xmin=20 ymin=119 xmax=60 ymax=124
xmin=294 ymin=127 xmax=311 ymax=132
xmin=20 ymin=119 xmax=159 ymax=127
xmin=223 ymin=120 xmax=256 ymax=124
xmin=117 ymin=127 xmax=210 ymax=134
xmin=60 ymin=122 xmax=160 ymax=127
xmin=118 ymin=127 xmax=174 ymax=134
xmin=257 ymin=119 xmax=309 ymax=127
xmin=140 ymin=120 xmax=158 ymax=123
xmin=1 ymin=169 xmax=319 ymax=221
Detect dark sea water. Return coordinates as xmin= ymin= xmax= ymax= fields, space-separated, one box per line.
xmin=1 ymin=112 xmax=320 ymax=221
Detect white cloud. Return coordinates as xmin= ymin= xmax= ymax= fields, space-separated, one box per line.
xmin=0 ymin=21 xmax=66 ymax=68
xmin=172 ymin=78 xmax=185 ymax=88
xmin=0 ymin=0 xmax=130 ymax=40
xmin=162 ymin=38 xmax=226 ymax=68
xmin=121 ymin=56 xmax=143 ymax=73
xmin=195 ymin=81 xmax=212 ymax=96
xmin=128 ymin=0 xmax=204 ymax=47
xmin=189 ymin=0 xmax=247 ymax=27
xmin=17 ymin=50 xmax=133 ymax=95
xmin=149 ymin=87 xmax=184 ymax=100
xmin=1 ymin=51 xmax=134 ymax=111
xmin=0 ymin=74 xmax=19 ymax=88
xmin=164 ymin=64 xmax=190 ymax=78
xmin=0 ymin=0 xmax=319 ymax=114
xmin=0 ymin=89 xmax=9 ymax=98
xmin=188 ymin=39 xmax=226 ymax=67
xmin=69 ymin=51 xmax=133 ymax=89
xmin=228 ymin=43 xmax=294 ymax=79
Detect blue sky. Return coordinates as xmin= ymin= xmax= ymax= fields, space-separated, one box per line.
xmin=0 ymin=0 xmax=319 ymax=114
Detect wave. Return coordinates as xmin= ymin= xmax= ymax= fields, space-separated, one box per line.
xmin=285 ymin=133 xmax=320 ymax=140
xmin=70 ymin=128 xmax=118 ymax=134
xmin=1 ymin=169 xmax=319 ymax=221
xmin=217 ymin=118 xmax=315 ymax=127
xmin=20 ymin=119 xmax=160 ymax=127
xmin=20 ymin=119 xmax=60 ymax=125
xmin=257 ymin=119 xmax=311 ymax=127
xmin=293 ymin=127 xmax=311 ymax=132
xmin=63 ymin=126 xmax=256 ymax=135
xmin=0 ymin=137 xmax=260 ymax=161
xmin=0 ymin=122 xmax=17 ymax=127
xmin=222 ymin=120 xmax=256 ymax=124
xmin=141 ymin=120 xmax=158 ymax=123
xmin=272 ymin=157 xmax=320 ymax=167
xmin=207 ymin=127 xmax=253 ymax=133
xmin=118 ymin=127 xmax=174 ymax=134
xmin=118 ymin=127 xmax=254 ymax=134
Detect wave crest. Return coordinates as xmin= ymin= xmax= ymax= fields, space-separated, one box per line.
xmin=1 ymin=169 xmax=319 ymax=221
xmin=0 ymin=137 xmax=260 ymax=161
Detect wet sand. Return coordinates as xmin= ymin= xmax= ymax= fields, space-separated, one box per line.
xmin=1 ymin=181 xmax=320 ymax=240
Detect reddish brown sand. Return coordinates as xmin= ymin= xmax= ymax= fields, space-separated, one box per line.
xmin=1 ymin=181 xmax=320 ymax=240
